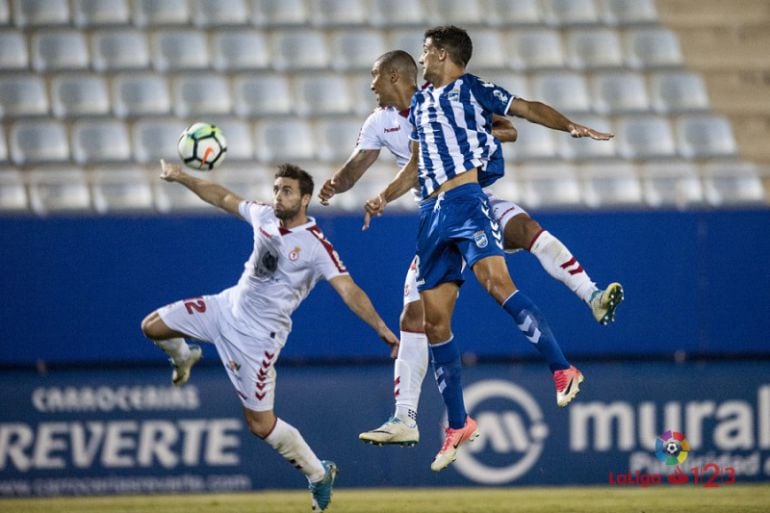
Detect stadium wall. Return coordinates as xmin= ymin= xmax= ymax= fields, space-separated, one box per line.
xmin=1 ymin=209 xmax=769 ymax=365
xmin=1 ymin=360 xmax=768 ymax=496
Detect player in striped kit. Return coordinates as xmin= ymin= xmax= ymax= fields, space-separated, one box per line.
xmin=319 ymin=50 xmax=622 ymax=450
xmin=141 ymin=160 xmax=398 ymax=510
xmin=362 ymin=27 xmax=617 ymax=471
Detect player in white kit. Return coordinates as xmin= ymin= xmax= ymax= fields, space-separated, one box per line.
xmin=318 ymin=50 xmax=623 ymax=447
xmin=141 ymin=160 xmax=399 ymax=511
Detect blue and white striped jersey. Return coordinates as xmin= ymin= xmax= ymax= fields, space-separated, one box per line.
xmin=408 ymin=74 xmax=516 ymax=199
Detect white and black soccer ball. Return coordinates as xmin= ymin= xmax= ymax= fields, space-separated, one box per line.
xmin=665 ymin=440 xmax=680 ymax=456
xmin=177 ymin=122 xmax=227 ymax=171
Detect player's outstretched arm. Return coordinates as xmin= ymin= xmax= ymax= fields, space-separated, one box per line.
xmin=362 ymin=142 xmax=419 ymax=230
xmin=159 ymin=159 xmax=244 ymax=217
xmin=492 ymin=114 xmax=518 ymax=143
xmin=328 ymin=275 xmax=400 ymax=358
xmin=319 ymin=149 xmax=381 ymax=205
xmin=508 ymin=98 xmax=614 ymax=140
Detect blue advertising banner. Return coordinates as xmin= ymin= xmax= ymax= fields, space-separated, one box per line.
xmin=1 ymin=359 xmax=768 ymax=496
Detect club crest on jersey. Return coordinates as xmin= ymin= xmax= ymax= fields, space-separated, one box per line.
xmin=288 ymin=246 xmax=301 ymax=261
xmin=474 ymin=230 xmax=489 ymax=248
xmin=494 ymin=90 xmax=509 ymax=103
xmin=228 ymin=360 xmax=241 ymax=372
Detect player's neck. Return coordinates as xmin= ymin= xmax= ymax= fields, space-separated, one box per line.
xmin=432 ymin=67 xmax=465 ymax=89
xmin=280 ymin=213 xmax=309 ymax=230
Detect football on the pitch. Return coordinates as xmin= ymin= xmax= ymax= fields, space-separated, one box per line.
xmin=177 ymin=122 xmax=227 ymax=171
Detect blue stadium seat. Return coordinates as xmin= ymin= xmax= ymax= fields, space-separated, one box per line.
xmin=466 ymin=29 xmax=507 ymax=71
xmin=315 ymin=117 xmax=364 ymax=162
xmin=580 ymin=160 xmax=643 ymax=208
xmin=600 ymin=0 xmax=659 ymax=26
xmin=271 ymin=30 xmax=330 ymax=70
xmin=294 ymin=73 xmax=353 ymax=116
xmin=0 ymin=168 xmax=29 ymax=212
xmin=191 ymin=0 xmax=250 ymax=27
xmin=0 ymin=75 xmax=49 ymax=118
xmin=370 ymin=0 xmax=427 ymax=27
xmin=91 ymin=166 xmax=155 ymax=213
xmin=310 ymin=0 xmax=368 ymax=27
xmin=251 ymin=0 xmax=309 ymax=27
xmin=254 ymin=118 xmax=315 ymax=163
xmin=91 ymin=30 xmax=151 ymax=71
xmin=28 ymin=167 xmax=92 ymax=214
xmin=211 ymin=30 xmax=270 ymax=70
xmin=51 ymin=74 xmax=111 ymax=118
xmin=483 ymin=0 xmax=543 ymax=27
xmin=71 ymin=120 xmax=132 ymax=164
xmin=624 ymin=28 xmax=684 ymax=70
xmin=676 ymin=115 xmax=738 ymax=160
xmin=151 ymin=31 xmax=210 ymax=71
xmin=73 ymin=0 xmax=130 ymax=27
xmin=204 ymin=118 xmax=255 ymax=161
xmin=0 ymin=30 xmax=29 ymax=69
xmin=10 ymin=120 xmax=69 ymax=165
xmin=32 ymin=30 xmax=90 ymax=71
xmin=506 ymin=29 xmax=565 ymax=70
xmin=519 ymin=162 xmax=583 ymax=208
xmin=558 ymin=115 xmax=616 ymax=161
xmin=542 ymin=0 xmax=600 ymax=27
xmin=173 ymin=74 xmax=233 ymax=117
xmin=424 ymin=0 xmax=483 ymax=26
xmin=232 ymin=74 xmax=292 ymax=117
xmin=112 ymin=74 xmax=171 ymax=118
xmin=132 ymin=118 xmax=184 ymax=164
xmin=591 ymin=71 xmax=650 ymax=114
xmin=639 ymin=160 xmax=703 ymax=208
xmin=330 ymin=29 xmax=387 ymax=71
xmin=531 ymin=72 xmax=591 ymax=114
xmin=615 ymin=115 xmax=677 ymax=160
xmin=506 ymin=121 xmax=558 ymax=162
xmin=386 ymin=30 xmax=425 ymax=63
xmin=650 ymin=72 xmax=711 ymax=114
xmin=132 ymin=0 xmax=190 ymax=26
xmin=565 ymin=29 xmax=624 ymax=70
xmin=701 ymin=161 xmax=765 ymax=206
xmin=13 ymin=0 xmax=70 ymax=27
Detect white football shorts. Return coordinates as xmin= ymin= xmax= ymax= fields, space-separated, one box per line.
xmin=158 ymin=292 xmax=282 ymax=412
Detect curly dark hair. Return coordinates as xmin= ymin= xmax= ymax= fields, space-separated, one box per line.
xmin=275 ymin=163 xmax=314 ymax=197
xmin=424 ymin=25 xmax=473 ymax=67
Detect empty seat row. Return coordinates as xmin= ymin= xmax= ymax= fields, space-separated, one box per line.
xmin=0 ymin=70 xmax=711 ymax=121
xmin=2 ymin=159 xmax=765 ymax=215
xmin=0 ymin=27 xmax=684 ymax=73
xmin=1 ymin=114 xmax=739 ymax=168
xmin=2 ymin=0 xmax=660 ymax=29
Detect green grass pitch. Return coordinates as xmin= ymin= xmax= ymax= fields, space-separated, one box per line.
xmin=2 ymin=484 xmax=769 ymax=513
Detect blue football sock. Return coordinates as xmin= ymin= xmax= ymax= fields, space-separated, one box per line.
xmin=503 ymin=291 xmax=570 ymax=372
xmin=430 ymin=337 xmax=467 ymax=429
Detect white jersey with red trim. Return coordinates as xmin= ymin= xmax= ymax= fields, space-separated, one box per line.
xmin=356 ymin=106 xmax=413 ymax=168
xmin=221 ymin=201 xmax=348 ymax=338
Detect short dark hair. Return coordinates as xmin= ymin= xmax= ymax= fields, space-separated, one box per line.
xmin=275 ymin=163 xmax=314 ymax=197
xmin=377 ymin=50 xmax=418 ymax=84
xmin=424 ymin=25 xmax=473 ymax=67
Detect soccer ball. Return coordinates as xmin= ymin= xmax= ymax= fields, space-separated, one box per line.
xmin=177 ymin=122 xmax=227 ymax=171
xmin=665 ymin=441 xmax=680 ymax=455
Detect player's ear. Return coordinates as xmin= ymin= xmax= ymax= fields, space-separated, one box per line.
xmin=301 ymin=193 xmax=311 ymax=209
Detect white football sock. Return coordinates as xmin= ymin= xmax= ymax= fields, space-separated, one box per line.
xmin=264 ymin=418 xmax=326 ymax=483
xmin=530 ymin=230 xmax=598 ymax=304
xmin=154 ymin=337 xmax=191 ymax=362
xmin=393 ymin=331 xmax=429 ymax=427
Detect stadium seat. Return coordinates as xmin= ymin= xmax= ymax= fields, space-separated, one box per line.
xmin=271 ymin=30 xmax=330 ymax=71
xmin=531 ymin=72 xmax=591 ymax=114
xmin=0 ymin=168 xmax=29 ymax=212
xmin=600 ymin=0 xmax=659 ymax=26
xmin=424 ymin=0 xmax=483 ymax=26
xmin=173 ymin=75 xmax=233 ymax=117
xmin=310 ymin=0 xmax=368 ymax=27
xmin=0 ymin=31 xmax=29 ymax=69
xmin=519 ymin=162 xmax=583 ymax=208
xmin=542 ymin=0 xmax=600 ymax=27
xmin=232 ymin=74 xmax=292 ymax=117
xmin=0 ymin=1 xmax=8 ymax=25
xmin=91 ymin=30 xmax=151 ymax=71
xmin=639 ymin=160 xmax=703 ymax=208
xmin=615 ymin=115 xmax=677 ymax=160
xmin=254 ymin=119 xmax=315 ymax=163
xmin=91 ymin=166 xmax=155 ymax=213
xmin=132 ymin=118 xmax=184 ymax=164
xmin=13 ymin=0 xmax=70 ymax=27
xmin=701 ymin=161 xmax=765 ymax=206
xmin=506 ymin=121 xmax=558 ymax=162
xmin=211 ymin=30 xmax=270 ymax=71
xmin=565 ymin=29 xmax=624 ymax=70
xmin=348 ymin=74 xmax=378 ymax=115
xmin=558 ymin=115 xmax=616 ymax=161
xmin=28 ymin=167 xmax=92 ymax=214
xmin=51 ymin=74 xmax=111 ymax=118
xmin=580 ymin=160 xmax=643 ymax=207
xmin=10 ymin=120 xmax=69 ymax=165
xmin=151 ymin=31 xmax=210 ymax=71
xmin=624 ymin=28 xmax=684 ymax=70
xmin=386 ymin=30 xmax=425 ymax=64
xmin=217 ymin=164 xmax=276 ymax=202
xmin=191 ymin=0 xmax=250 ymax=27
xmin=506 ymin=29 xmax=565 ymax=70
xmin=370 ymin=0 xmax=427 ymax=27
xmin=73 ymin=0 xmax=130 ymax=27
xmin=465 ymin=29 xmax=507 ymax=70
xmin=71 ymin=120 xmax=132 ymax=164
xmin=591 ymin=71 xmax=650 ymax=114
xmin=329 ymin=29 xmax=387 ymax=71
xmin=0 ymin=75 xmax=49 ymax=118
xmin=251 ymin=0 xmax=309 ymax=27
xmin=204 ymin=117 xmax=255 ymax=161
xmin=112 ymin=74 xmax=171 ymax=118
xmin=483 ymin=0 xmax=543 ymax=27
xmin=132 ymin=0 xmax=190 ymax=26
xmin=315 ymin=117 xmax=363 ymax=162
xmin=675 ymin=115 xmax=738 ymax=160
xmin=31 ymin=30 xmax=89 ymax=71
xmin=294 ymin=74 xmax=353 ymax=116
xmin=649 ymin=72 xmax=710 ymax=114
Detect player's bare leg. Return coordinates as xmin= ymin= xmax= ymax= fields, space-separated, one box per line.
xmin=244 ymin=408 xmax=336 ymax=511
xmin=140 ymin=311 xmax=201 ymax=386
xmin=359 ymin=299 xmax=425 ymax=446
xmin=504 ymin=213 xmax=624 ymax=325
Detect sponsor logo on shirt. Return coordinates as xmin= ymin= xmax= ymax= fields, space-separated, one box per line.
xmin=384 ymin=125 xmax=401 ymax=133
